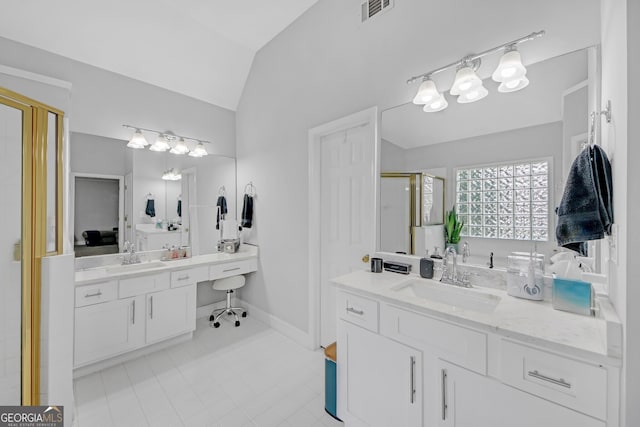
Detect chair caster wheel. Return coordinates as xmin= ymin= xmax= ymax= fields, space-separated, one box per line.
xmin=242 ymin=312 xmax=247 ymax=318
xmin=209 ymin=315 xmax=215 ymax=321
xmin=213 ymin=322 xmax=220 ymax=328
xmin=235 ymin=321 xmax=240 ymax=327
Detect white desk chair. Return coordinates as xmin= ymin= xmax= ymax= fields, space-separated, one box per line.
xmin=209 ymin=275 xmax=247 ymax=328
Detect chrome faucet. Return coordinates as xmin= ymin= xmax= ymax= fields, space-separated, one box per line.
xmin=441 ymin=246 xmax=472 ymax=287
xmin=461 ymin=241 xmax=470 ymax=263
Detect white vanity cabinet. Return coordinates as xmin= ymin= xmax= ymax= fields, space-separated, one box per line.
xmin=146 ymin=285 xmax=196 ymax=344
xmin=437 ymin=360 xmax=605 ymax=427
xmin=338 ymin=320 xmax=422 ymax=427
xmin=74 ymin=292 xmax=144 ymax=366
xmin=74 ymin=269 xmax=199 ymax=368
xmin=336 ymin=288 xmax=618 ymax=427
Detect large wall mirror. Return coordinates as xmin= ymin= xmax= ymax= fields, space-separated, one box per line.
xmin=70 ymin=132 xmax=236 ymax=257
xmin=379 ymin=44 xmax=603 ymax=271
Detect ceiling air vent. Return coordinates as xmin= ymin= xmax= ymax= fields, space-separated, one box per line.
xmin=361 ymin=0 xmax=393 ymax=22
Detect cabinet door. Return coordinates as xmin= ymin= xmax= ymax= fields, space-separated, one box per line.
xmin=337 ymin=320 xmax=422 ymax=427
xmin=436 ymin=360 xmax=605 ymax=427
xmin=146 ymin=285 xmax=196 ymax=344
xmin=74 ymin=296 xmax=144 ymax=367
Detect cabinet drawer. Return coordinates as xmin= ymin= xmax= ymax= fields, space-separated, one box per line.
xmin=500 ymin=340 xmax=607 ymax=420
xmin=381 ymin=304 xmax=487 ymax=374
xmin=75 ymin=281 xmax=118 ymax=307
xmin=337 ymin=291 xmax=379 ymax=333
xmin=209 ymin=258 xmax=258 ymax=280
xmin=119 ymin=272 xmax=170 ymax=298
xmin=171 ymin=266 xmax=208 ymax=288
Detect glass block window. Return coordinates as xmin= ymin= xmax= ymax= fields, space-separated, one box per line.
xmin=456 ymin=160 xmax=549 ymax=241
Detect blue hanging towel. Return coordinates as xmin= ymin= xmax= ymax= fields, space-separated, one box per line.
xmin=216 ymin=196 xmax=227 ymax=229
xmin=556 ymin=145 xmax=613 ymax=255
xmin=145 ymin=198 xmax=156 ymax=217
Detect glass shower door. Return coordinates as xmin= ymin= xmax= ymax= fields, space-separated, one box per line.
xmin=0 ymin=99 xmax=27 ymax=405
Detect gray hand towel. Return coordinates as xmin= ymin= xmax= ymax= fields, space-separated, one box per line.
xmin=556 ymin=145 xmax=613 ymax=255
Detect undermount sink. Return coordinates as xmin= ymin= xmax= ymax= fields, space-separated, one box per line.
xmin=392 ymin=279 xmax=501 ymax=313
xmin=105 ymin=261 xmax=167 ymax=273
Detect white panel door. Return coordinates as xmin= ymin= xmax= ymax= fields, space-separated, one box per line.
xmin=320 ymin=124 xmax=375 ymax=346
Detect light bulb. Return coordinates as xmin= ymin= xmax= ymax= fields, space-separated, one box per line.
xmin=451 ymin=66 xmax=481 ymax=96
xmin=188 ymin=143 xmax=208 ymax=157
xmin=149 ymin=134 xmax=170 ymax=152
xmin=422 ymin=94 xmax=448 ymax=112
xmin=170 ymin=138 xmax=190 ymax=155
xmin=127 ymin=129 xmax=148 ymax=149
xmin=457 ymin=85 xmax=488 ymax=104
xmin=498 ymin=75 xmax=530 ymax=93
xmin=412 ymin=78 xmax=440 ymax=105
xmin=492 ymin=49 xmax=527 ymax=82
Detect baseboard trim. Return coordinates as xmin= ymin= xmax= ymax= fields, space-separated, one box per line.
xmin=238 ymin=299 xmax=315 ymax=350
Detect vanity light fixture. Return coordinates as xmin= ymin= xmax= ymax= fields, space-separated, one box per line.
xmin=170 ymin=138 xmax=190 ymax=155
xmin=127 ymin=129 xmax=149 ymax=149
xmin=188 ymin=142 xmax=208 ymax=158
xmin=406 ymin=30 xmax=544 ymax=112
xmin=161 ymin=168 xmax=182 ymax=181
xmin=492 ymin=46 xmax=530 ymax=92
xmin=149 ymin=134 xmax=171 ymax=152
xmin=123 ymin=124 xmax=212 ymax=157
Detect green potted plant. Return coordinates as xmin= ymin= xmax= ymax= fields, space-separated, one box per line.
xmin=444 ymin=205 xmax=464 ymax=252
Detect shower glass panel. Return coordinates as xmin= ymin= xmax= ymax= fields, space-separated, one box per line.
xmin=0 ymin=102 xmax=23 ymax=405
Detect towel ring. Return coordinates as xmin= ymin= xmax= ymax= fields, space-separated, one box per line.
xmin=218 ymin=186 xmax=226 ymax=196
xmin=244 ymin=181 xmax=256 ymax=197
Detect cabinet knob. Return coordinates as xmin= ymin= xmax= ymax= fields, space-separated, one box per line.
xmin=362 ymin=254 xmax=370 ymax=263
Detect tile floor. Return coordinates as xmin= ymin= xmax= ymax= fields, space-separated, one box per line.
xmin=72 ymin=315 xmax=343 ymax=427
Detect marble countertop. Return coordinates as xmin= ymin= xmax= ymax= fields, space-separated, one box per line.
xmin=332 ymin=269 xmax=622 ymax=365
xmin=75 ymin=245 xmax=258 ymax=285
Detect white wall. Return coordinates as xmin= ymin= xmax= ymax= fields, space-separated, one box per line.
xmin=0 ymin=36 xmax=236 ymax=157
xmin=601 ymin=0 xmax=629 ymax=424
xmin=236 ymin=0 xmax=601 ymax=336
xmin=70 ymin=133 xmax=127 ymax=176
xmin=625 ymin=1 xmax=640 ymax=424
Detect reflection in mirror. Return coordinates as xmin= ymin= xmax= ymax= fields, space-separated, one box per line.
xmin=380 ymin=172 xmax=444 ymax=255
xmin=70 ymin=132 xmax=236 ymax=257
xmin=380 ymin=46 xmax=601 ymax=270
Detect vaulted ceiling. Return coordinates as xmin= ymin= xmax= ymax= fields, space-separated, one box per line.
xmin=0 ymin=0 xmax=320 ymax=111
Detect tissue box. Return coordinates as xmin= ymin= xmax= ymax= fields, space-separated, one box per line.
xmin=552 ymin=278 xmax=593 ymax=316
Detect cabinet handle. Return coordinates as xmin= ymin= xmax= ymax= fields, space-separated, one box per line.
xmin=527 ymin=370 xmax=571 ymax=389
xmin=131 ymin=300 xmax=136 ymax=325
xmin=441 ymin=369 xmax=448 ymax=420
xmin=346 ymin=307 xmax=364 ymax=316
xmin=409 ymin=356 xmax=416 ymax=404
xmin=177 ymin=275 xmax=190 ymax=281
xmin=150 ymin=296 xmax=153 ymax=319
xmin=85 ymin=291 xmax=102 ymax=298
xmin=223 ymin=267 xmax=240 ymax=272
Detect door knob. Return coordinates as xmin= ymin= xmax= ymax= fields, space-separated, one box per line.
xmin=362 ymin=254 xmax=370 ymax=263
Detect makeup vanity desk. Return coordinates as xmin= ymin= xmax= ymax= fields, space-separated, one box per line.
xmin=73 ymin=245 xmax=258 ymax=375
